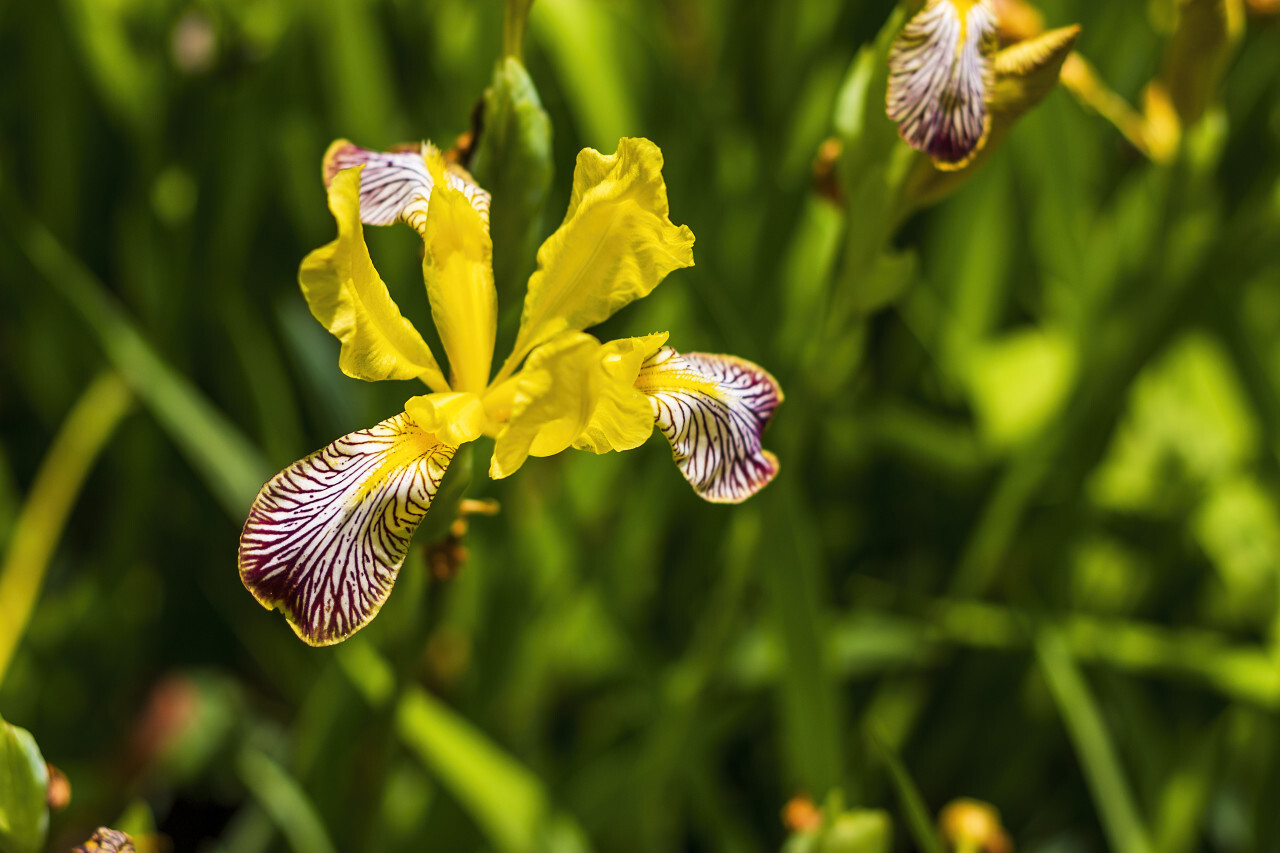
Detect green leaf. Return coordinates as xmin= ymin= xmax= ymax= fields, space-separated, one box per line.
xmin=3 ymin=201 xmax=272 ymax=518
xmin=1035 ymin=626 xmax=1155 ymax=853
xmin=867 ymin=731 xmax=943 ymax=853
xmin=395 ymin=688 xmax=548 ymax=853
xmin=237 ymin=746 xmax=338 ymax=853
xmin=0 ymin=716 xmax=48 ymax=853
xmin=468 ymin=57 xmax=553 ymax=318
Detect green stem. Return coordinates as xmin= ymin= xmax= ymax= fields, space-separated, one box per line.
xmin=1 ymin=192 xmax=272 ymax=517
xmin=1035 ymin=626 xmax=1155 ymax=853
xmin=0 ymin=372 xmax=133 ymax=684
xmin=502 ymin=0 xmax=534 ymax=61
xmin=237 ymin=746 xmax=339 ymax=853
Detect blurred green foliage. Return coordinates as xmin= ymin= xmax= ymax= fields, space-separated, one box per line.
xmin=2 ymin=0 xmax=1280 ymax=851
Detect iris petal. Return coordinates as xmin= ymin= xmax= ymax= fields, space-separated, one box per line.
xmin=238 ymin=413 xmax=454 ymax=646
xmin=299 ymin=167 xmax=447 ymax=389
xmin=421 ymin=151 xmax=497 ymax=394
xmin=637 ymin=347 xmax=782 ymax=503
xmin=490 ymin=332 xmax=668 ymax=478
xmin=323 ymin=140 xmax=491 ymax=233
xmin=499 ymin=138 xmax=694 ymax=379
xmin=886 ymin=0 xmax=998 ymax=169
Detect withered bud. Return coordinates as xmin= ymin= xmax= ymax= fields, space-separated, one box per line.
xmin=72 ymin=828 xmax=136 ymax=853
xmin=782 ymin=793 xmax=823 ymax=833
xmin=45 ymin=763 xmax=71 ymax=811
xmin=812 ymin=137 xmax=844 ymax=206
xmin=459 ymin=498 xmax=501 ymax=517
xmin=126 ymin=675 xmax=201 ymax=778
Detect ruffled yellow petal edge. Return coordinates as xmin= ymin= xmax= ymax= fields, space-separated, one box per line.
xmin=499 ymin=138 xmax=694 ymax=380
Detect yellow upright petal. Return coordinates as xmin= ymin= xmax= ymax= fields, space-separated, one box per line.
xmin=300 ymin=167 xmax=447 ymax=390
xmin=489 ymin=332 xmax=667 ymax=479
xmin=498 ymin=138 xmax=694 ymax=381
xmin=422 ymin=151 xmax=497 ymax=393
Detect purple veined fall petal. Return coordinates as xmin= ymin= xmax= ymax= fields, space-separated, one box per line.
xmin=322 ymin=140 xmax=491 ymax=234
xmin=886 ymin=0 xmax=999 ymax=169
xmin=636 ymin=347 xmax=783 ymax=504
xmin=238 ymin=413 xmax=454 ymax=646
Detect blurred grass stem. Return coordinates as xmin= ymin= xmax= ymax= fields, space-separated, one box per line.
xmin=0 ymin=181 xmax=272 ymax=516
xmin=0 ymin=372 xmax=132 ymax=684
xmin=503 ymin=0 xmax=534 ymax=60
xmin=1036 ymin=627 xmax=1155 ymax=853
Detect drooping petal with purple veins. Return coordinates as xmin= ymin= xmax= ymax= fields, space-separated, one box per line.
xmin=322 ymin=140 xmax=491 ymax=234
xmin=239 ymin=413 xmax=454 ymax=646
xmin=636 ymin=347 xmax=782 ymax=503
xmin=886 ymin=0 xmax=998 ymax=169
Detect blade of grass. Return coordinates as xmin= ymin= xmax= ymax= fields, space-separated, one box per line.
xmin=339 ymin=638 xmax=556 ymax=853
xmin=0 ymin=188 xmax=272 ymax=516
xmin=761 ymin=476 xmax=844 ymax=797
xmin=1035 ymin=625 xmax=1155 ymax=853
xmin=0 ymin=371 xmax=132 ymax=684
xmin=237 ymin=746 xmax=339 ymax=853
xmin=395 ymin=688 xmax=548 ymax=853
xmin=867 ymin=729 xmax=945 ymax=853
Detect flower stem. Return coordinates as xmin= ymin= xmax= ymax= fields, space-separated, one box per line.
xmin=502 ymin=0 xmax=534 ymax=61
xmin=0 ymin=372 xmax=133 ymax=685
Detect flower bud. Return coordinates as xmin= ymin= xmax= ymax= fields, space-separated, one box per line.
xmin=939 ymin=798 xmax=1012 ymax=853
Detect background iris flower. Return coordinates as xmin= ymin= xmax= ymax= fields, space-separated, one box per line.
xmin=238 ymin=137 xmax=782 ymax=646
xmin=886 ymin=0 xmax=1000 ymax=168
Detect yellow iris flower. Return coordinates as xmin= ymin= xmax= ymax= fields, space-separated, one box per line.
xmin=238 ymin=137 xmax=783 ymax=646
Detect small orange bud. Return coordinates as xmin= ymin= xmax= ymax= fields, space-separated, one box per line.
xmin=783 ymin=793 xmax=823 ymax=833
xmin=45 ymin=762 xmax=71 ymax=811
xmin=812 ymin=138 xmax=844 ymax=206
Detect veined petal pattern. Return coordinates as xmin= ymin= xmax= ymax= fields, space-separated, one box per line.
xmin=239 ymin=413 xmax=454 ymax=646
xmin=886 ymin=0 xmax=998 ymax=169
xmin=637 ymin=348 xmax=782 ymax=504
xmin=323 ymin=140 xmax=491 ymax=234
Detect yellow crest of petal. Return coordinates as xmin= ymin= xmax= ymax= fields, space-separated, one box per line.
xmin=299 ymin=167 xmax=448 ymax=390
xmin=498 ymin=138 xmax=694 ymax=380
xmin=405 ymin=391 xmax=488 ymax=446
xmin=573 ymin=332 xmax=669 ymax=454
xmin=489 ymin=331 xmax=665 ymax=479
xmin=421 ymin=151 xmax=497 ymax=393
xmin=491 ymin=333 xmax=600 ymax=479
